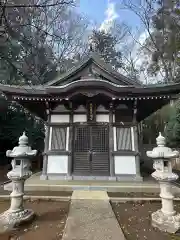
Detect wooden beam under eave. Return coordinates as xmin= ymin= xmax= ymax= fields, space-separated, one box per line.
xmin=136 ymin=98 xmax=170 ymax=122
xmin=16 ymin=100 xmax=48 ymax=121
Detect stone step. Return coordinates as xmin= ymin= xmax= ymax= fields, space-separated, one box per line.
xmin=71 ymin=190 xmax=109 ymax=200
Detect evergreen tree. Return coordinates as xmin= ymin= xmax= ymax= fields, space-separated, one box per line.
xmin=165 ymin=102 xmax=180 ymax=147
xmin=89 ymin=30 xmax=123 ymax=70
xmin=0 ymin=99 xmax=45 ymax=165
xmin=144 ymin=0 xmax=180 ymax=82
xmin=142 ymin=104 xmax=174 ymax=144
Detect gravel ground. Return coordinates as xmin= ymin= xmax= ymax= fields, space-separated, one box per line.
xmin=111 ymin=201 xmax=180 ymax=240
xmin=0 ymin=200 xmax=70 ymax=240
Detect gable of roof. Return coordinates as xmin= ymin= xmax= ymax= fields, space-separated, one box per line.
xmin=45 ymin=52 xmax=142 ymax=87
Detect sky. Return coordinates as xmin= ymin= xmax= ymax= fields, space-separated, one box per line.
xmin=78 ymin=0 xmax=155 ymax=83
xmin=78 ymin=0 xmax=142 ymax=31
xmin=78 ymin=0 xmax=146 ymax=61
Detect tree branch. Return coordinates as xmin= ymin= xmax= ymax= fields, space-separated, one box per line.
xmin=0 ymin=0 xmax=75 ymax=8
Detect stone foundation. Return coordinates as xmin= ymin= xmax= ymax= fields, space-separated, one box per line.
xmin=152 ymin=209 xmax=180 ymax=233
xmin=0 ymin=209 xmax=35 ymax=229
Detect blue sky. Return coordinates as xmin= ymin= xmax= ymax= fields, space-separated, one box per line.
xmin=78 ymin=0 xmax=142 ymax=30
xmin=78 ymin=0 xmax=151 ymax=83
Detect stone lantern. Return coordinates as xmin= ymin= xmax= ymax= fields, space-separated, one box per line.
xmin=0 ymin=132 xmax=37 ymax=228
xmin=146 ymin=132 xmax=180 ymax=233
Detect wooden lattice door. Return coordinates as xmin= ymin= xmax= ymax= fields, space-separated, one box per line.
xmin=73 ymin=124 xmax=109 ymax=176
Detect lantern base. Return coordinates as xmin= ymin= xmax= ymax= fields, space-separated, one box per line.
xmin=0 ymin=209 xmax=35 ymax=231
xmin=152 ymin=209 xmax=180 ymax=233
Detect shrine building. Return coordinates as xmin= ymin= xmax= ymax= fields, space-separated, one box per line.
xmin=0 ymin=52 xmax=180 ymax=181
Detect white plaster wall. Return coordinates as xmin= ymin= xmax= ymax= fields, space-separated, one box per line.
xmin=96 ymin=114 xmax=109 ymax=122
xmin=73 ymin=114 xmax=87 ymax=122
xmin=47 ymin=155 xmax=68 ymax=174
xmin=114 ymin=156 xmax=136 ymax=175
xmin=50 ymin=114 xmax=70 ymax=123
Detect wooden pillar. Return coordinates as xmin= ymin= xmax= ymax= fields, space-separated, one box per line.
xmin=41 ymin=102 xmax=50 ymax=180
xmin=132 ymin=99 xmax=142 ymax=180
xmin=67 ymin=102 xmax=73 ymax=179
xmin=109 ymin=102 xmax=115 ymax=178
xmin=132 ymin=99 xmax=139 ymax=151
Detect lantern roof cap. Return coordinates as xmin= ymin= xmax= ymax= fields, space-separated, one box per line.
xmin=146 ymin=132 xmax=179 ymax=159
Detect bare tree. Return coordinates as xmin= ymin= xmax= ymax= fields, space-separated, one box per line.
xmin=0 ymin=0 xmax=89 ymax=84
xmin=119 ymin=0 xmax=180 ymax=84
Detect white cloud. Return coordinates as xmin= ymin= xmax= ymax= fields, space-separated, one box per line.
xmin=99 ymin=0 xmax=118 ymax=32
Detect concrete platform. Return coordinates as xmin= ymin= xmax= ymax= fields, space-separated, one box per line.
xmin=3 ymin=172 xmax=180 ymax=194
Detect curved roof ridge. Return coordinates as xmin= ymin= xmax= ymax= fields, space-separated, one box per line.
xmin=48 ymin=78 xmax=136 ymax=89
xmin=45 ymin=52 xmax=142 ymax=87
xmin=45 ymin=55 xmax=90 ymax=86
xmin=91 ymin=53 xmax=142 ymax=86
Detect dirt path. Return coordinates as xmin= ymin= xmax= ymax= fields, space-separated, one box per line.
xmin=0 ymin=200 xmax=70 ymax=240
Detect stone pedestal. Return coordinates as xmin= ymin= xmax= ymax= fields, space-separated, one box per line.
xmin=0 ymin=132 xmax=37 ymax=229
xmin=0 ymin=175 xmax=35 ymax=227
xmin=159 ymin=181 xmax=176 ymax=216
xmin=146 ymin=132 xmax=180 ymax=233
xmin=152 ymin=181 xmax=180 ymax=233
xmin=152 ymin=209 xmax=180 ymax=233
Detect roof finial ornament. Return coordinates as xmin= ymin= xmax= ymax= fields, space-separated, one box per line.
xmin=156 ymin=132 xmax=166 ymax=147
xmin=89 ymin=43 xmax=93 ymax=52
